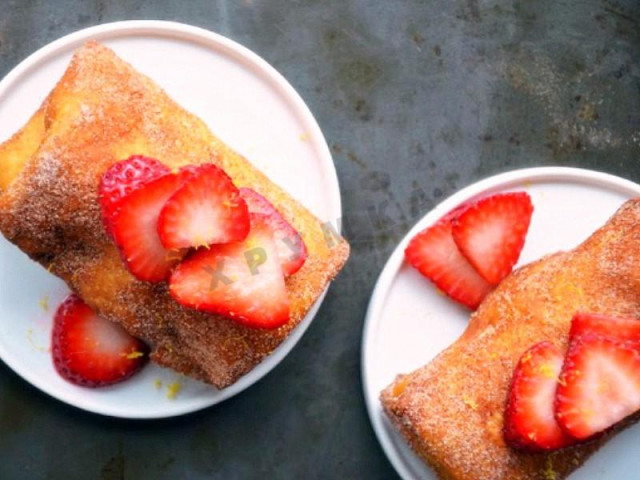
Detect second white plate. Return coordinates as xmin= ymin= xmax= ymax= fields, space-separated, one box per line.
xmin=0 ymin=21 xmax=342 ymax=418
xmin=362 ymin=167 xmax=640 ymax=480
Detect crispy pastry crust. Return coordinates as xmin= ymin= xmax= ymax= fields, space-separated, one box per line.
xmin=0 ymin=42 xmax=349 ymax=388
xmin=381 ymin=198 xmax=640 ymax=480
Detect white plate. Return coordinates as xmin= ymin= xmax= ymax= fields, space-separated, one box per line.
xmin=362 ymin=167 xmax=640 ymax=480
xmin=0 ymin=21 xmax=343 ymax=418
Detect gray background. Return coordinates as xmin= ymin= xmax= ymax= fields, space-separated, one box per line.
xmin=0 ymin=0 xmax=638 ymax=479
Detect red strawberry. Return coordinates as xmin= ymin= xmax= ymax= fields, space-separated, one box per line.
xmin=569 ymin=312 xmax=640 ymax=344
xmin=99 ymin=155 xmax=170 ymax=235
xmin=239 ymin=188 xmax=307 ymax=276
xmin=169 ymin=214 xmax=290 ymax=329
xmin=51 ymin=294 xmax=148 ymax=387
xmin=451 ymin=192 xmax=533 ymax=285
xmin=504 ymin=342 xmax=577 ymax=451
xmin=111 ymin=173 xmax=186 ymax=281
xmin=405 ymin=215 xmax=492 ymax=309
xmin=157 ymin=164 xmax=250 ymax=250
xmin=555 ymin=335 xmax=640 ymax=440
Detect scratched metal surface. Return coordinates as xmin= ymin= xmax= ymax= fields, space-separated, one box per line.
xmin=0 ymin=1 xmax=638 ymax=479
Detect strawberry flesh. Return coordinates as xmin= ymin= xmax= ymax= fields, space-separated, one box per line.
xmin=452 ymin=192 xmax=533 ymax=285
xmin=569 ymin=312 xmax=640 ymax=345
xmin=555 ymin=335 xmax=640 ymax=440
xmin=111 ymin=173 xmax=186 ymax=282
xmin=169 ymin=214 xmax=290 ymax=329
xmin=99 ymin=155 xmax=170 ymax=236
xmin=405 ymin=215 xmax=492 ymax=309
xmin=158 ymin=164 xmax=250 ymax=250
xmin=51 ymin=294 xmax=148 ymax=387
xmin=504 ymin=342 xmax=577 ymax=451
xmin=239 ymin=188 xmax=307 ymax=276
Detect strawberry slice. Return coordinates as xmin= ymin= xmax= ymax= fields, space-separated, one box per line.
xmin=405 ymin=214 xmax=492 ymax=309
xmin=111 ymin=173 xmax=185 ymax=282
xmin=169 ymin=214 xmax=290 ymax=329
xmin=239 ymin=188 xmax=307 ymax=276
xmin=51 ymin=294 xmax=148 ymax=387
xmin=451 ymin=192 xmax=533 ymax=285
xmin=99 ymin=155 xmax=170 ymax=236
xmin=569 ymin=312 xmax=640 ymax=344
xmin=555 ymin=335 xmax=640 ymax=439
xmin=158 ymin=164 xmax=250 ymax=250
xmin=504 ymin=342 xmax=577 ymax=451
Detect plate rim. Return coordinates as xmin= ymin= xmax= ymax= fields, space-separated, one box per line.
xmin=361 ymin=166 xmax=640 ymax=480
xmin=0 ymin=20 xmax=343 ymax=418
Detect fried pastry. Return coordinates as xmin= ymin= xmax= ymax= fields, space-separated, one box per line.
xmin=0 ymin=42 xmax=349 ymax=388
xmin=381 ymin=198 xmax=640 ymax=480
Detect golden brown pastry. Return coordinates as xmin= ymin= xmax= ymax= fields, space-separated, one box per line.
xmin=0 ymin=41 xmax=349 ymax=388
xmin=381 ymin=198 xmax=640 ymax=480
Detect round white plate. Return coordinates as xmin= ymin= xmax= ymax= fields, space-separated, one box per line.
xmin=362 ymin=167 xmax=640 ymax=480
xmin=0 ymin=21 xmax=342 ymax=418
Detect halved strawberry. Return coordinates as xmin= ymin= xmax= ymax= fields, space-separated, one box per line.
xmin=555 ymin=335 xmax=640 ymax=440
xmin=405 ymin=215 xmax=492 ymax=309
xmin=158 ymin=164 xmax=250 ymax=250
xmin=169 ymin=214 xmax=290 ymax=329
xmin=99 ymin=155 xmax=170 ymax=236
xmin=451 ymin=192 xmax=533 ymax=285
xmin=239 ymin=188 xmax=307 ymax=276
xmin=51 ymin=294 xmax=148 ymax=387
xmin=569 ymin=312 xmax=640 ymax=344
xmin=111 ymin=173 xmax=185 ymax=282
xmin=504 ymin=342 xmax=577 ymax=451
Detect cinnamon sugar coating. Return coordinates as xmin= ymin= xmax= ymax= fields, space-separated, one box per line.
xmin=381 ymin=199 xmax=640 ymax=480
xmin=0 ymin=42 xmax=349 ymax=388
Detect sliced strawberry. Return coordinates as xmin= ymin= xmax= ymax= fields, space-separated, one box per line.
xmin=555 ymin=335 xmax=640 ymax=440
xmin=111 ymin=173 xmax=185 ymax=282
xmin=157 ymin=164 xmax=250 ymax=250
xmin=451 ymin=192 xmax=533 ymax=285
xmin=239 ymin=188 xmax=307 ymax=276
xmin=51 ymin=294 xmax=148 ymax=387
xmin=504 ymin=342 xmax=577 ymax=451
xmin=569 ymin=312 xmax=640 ymax=344
xmin=99 ymin=155 xmax=170 ymax=236
xmin=169 ymin=214 xmax=290 ymax=329
xmin=405 ymin=216 xmax=492 ymax=309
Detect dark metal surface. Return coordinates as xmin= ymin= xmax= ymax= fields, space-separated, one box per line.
xmin=0 ymin=1 xmax=638 ymax=479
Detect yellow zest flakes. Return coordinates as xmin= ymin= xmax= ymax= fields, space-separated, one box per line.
xmin=462 ymin=394 xmax=478 ymax=411
xmin=521 ymin=350 xmax=533 ymax=364
xmin=27 ymin=328 xmax=48 ymax=353
xmin=124 ymin=351 xmax=144 ymax=359
xmin=566 ymin=283 xmax=584 ymax=299
xmin=543 ymin=456 xmax=557 ymax=480
xmin=154 ymin=379 xmax=163 ymax=390
xmin=38 ymin=295 xmax=50 ymax=312
xmin=166 ymin=381 xmax=182 ymax=400
xmin=223 ymin=199 xmax=239 ymax=209
xmin=538 ymin=363 xmax=556 ymax=379
xmin=298 ymin=132 xmax=309 ymax=142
